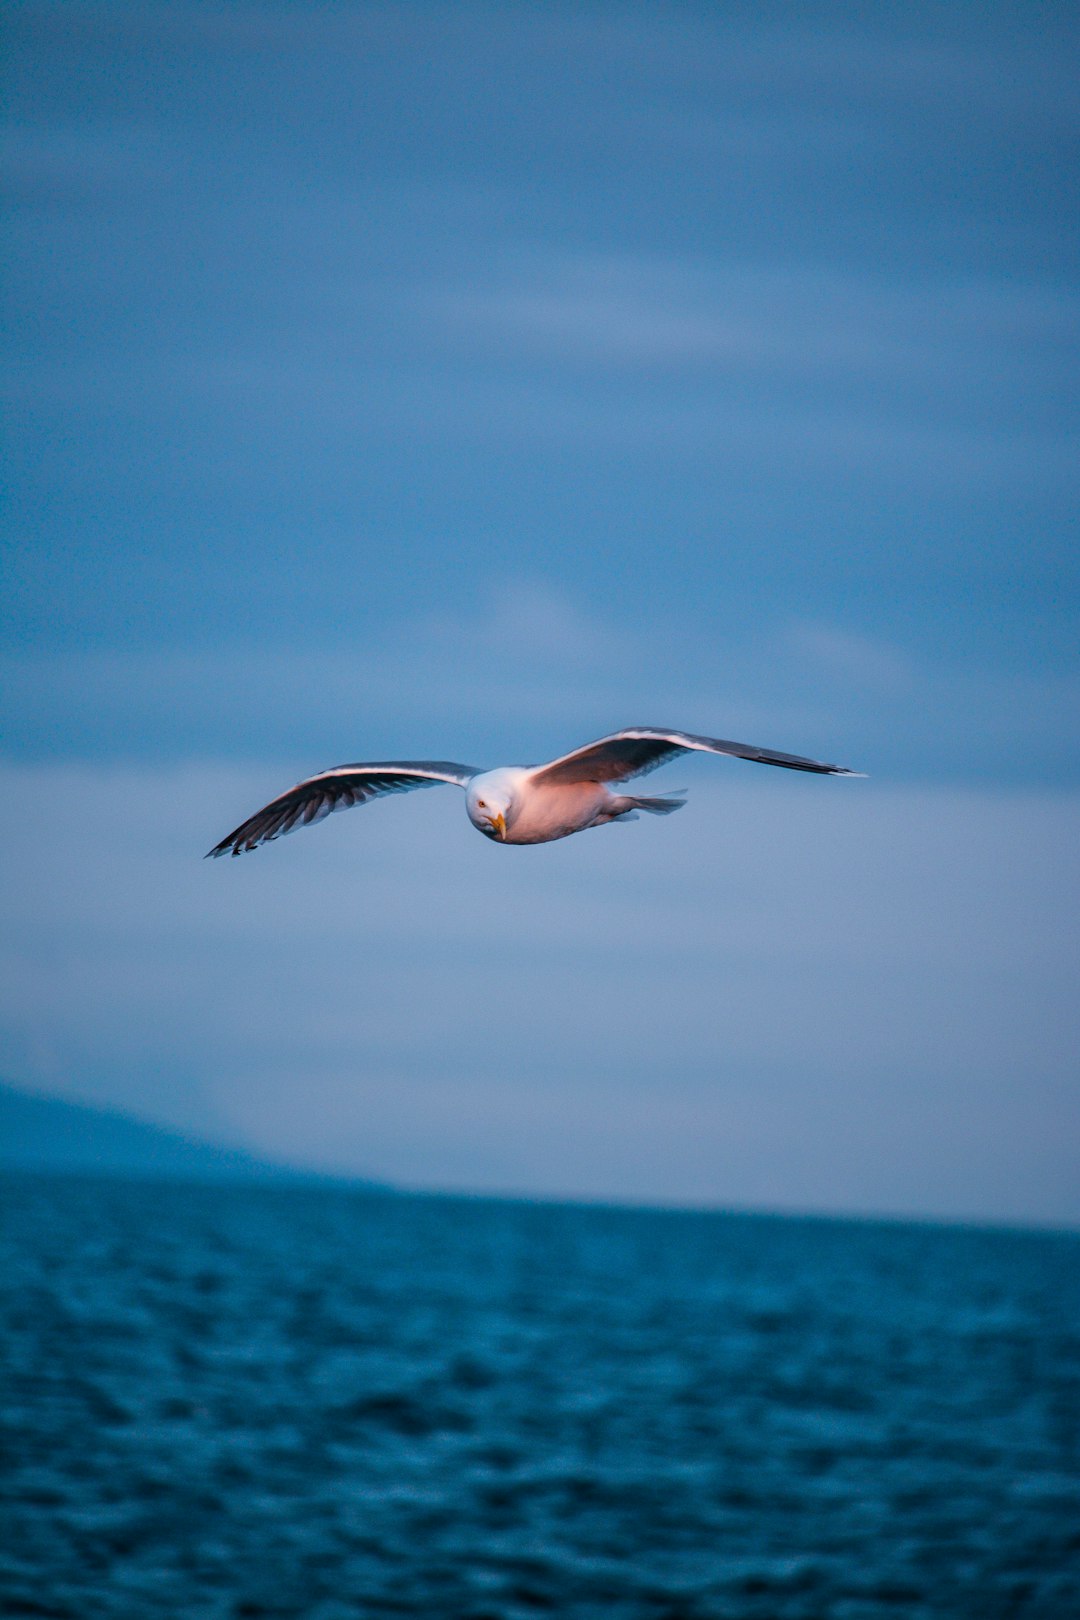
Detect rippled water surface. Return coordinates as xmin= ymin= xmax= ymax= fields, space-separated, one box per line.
xmin=2 ymin=1174 xmax=1079 ymax=1618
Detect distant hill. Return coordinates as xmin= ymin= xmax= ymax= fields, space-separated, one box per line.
xmin=0 ymin=1080 xmax=353 ymax=1183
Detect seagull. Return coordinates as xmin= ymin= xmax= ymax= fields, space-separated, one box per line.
xmin=207 ymin=726 xmax=860 ymax=857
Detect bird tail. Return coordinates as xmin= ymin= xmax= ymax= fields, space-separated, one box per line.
xmin=626 ymin=792 xmax=686 ymax=815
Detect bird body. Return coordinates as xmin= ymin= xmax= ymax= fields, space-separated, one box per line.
xmin=207 ymin=726 xmax=861 ymax=859
xmin=464 ymin=768 xmax=680 ymax=843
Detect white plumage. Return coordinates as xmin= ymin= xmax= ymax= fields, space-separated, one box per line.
xmin=207 ymin=725 xmax=861 ymax=857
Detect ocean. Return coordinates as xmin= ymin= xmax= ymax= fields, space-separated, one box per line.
xmin=2 ymin=1173 xmax=1078 ymax=1618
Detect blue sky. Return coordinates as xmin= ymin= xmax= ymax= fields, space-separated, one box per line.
xmin=2 ymin=2 xmax=1078 ymax=1220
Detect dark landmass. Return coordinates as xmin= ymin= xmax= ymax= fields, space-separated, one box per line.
xmin=0 ymin=1080 xmax=380 ymax=1186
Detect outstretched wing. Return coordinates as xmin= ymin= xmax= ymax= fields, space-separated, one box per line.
xmin=207 ymin=761 xmax=479 ymax=857
xmin=529 ymin=727 xmax=860 ymax=786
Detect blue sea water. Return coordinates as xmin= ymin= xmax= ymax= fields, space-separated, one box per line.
xmin=1 ymin=1174 xmax=1078 ymax=1619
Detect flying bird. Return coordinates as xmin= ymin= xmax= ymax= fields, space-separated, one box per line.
xmin=207 ymin=726 xmax=860 ymax=857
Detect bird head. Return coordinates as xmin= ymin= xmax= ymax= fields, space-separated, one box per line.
xmin=466 ymin=772 xmax=515 ymax=840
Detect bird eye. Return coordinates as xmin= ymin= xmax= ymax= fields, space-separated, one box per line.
xmin=478 ymin=799 xmax=486 ymax=808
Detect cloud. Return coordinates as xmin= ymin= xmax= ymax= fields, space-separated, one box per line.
xmin=0 ymin=581 xmax=783 ymax=764
xmin=407 ymin=251 xmax=1076 ymax=382
xmin=3 ymin=587 xmax=1076 ymax=785
xmin=1 ymin=756 xmax=1076 ymax=1222
xmin=783 ymin=623 xmax=919 ymax=687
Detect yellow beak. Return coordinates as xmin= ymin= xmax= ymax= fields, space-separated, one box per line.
xmin=491 ymin=811 xmax=506 ymax=840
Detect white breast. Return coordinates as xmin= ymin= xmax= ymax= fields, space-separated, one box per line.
xmin=505 ymin=779 xmax=610 ymax=844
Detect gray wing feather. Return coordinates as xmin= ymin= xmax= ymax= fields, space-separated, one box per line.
xmin=530 ymin=728 xmax=860 ymax=786
xmin=207 ymin=761 xmax=479 ymax=857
